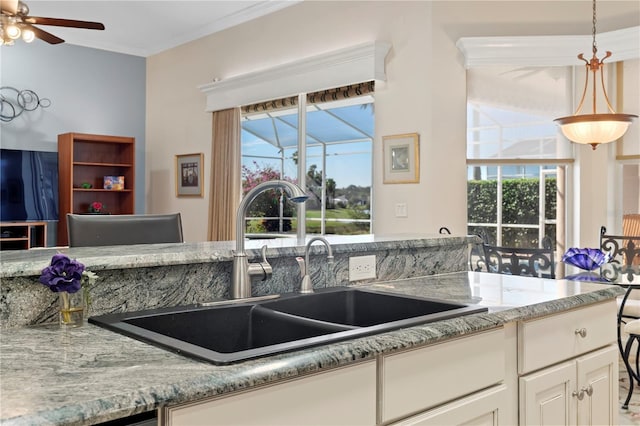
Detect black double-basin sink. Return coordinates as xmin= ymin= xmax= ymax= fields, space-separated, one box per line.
xmin=89 ymin=287 xmax=487 ymax=365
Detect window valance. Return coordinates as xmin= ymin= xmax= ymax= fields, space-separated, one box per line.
xmin=241 ymin=81 xmax=375 ymax=115
xmin=199 ymin=41 xmax=390 ymax=112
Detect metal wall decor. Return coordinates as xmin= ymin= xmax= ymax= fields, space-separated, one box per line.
xmin=0 ymin=86 xmax=51 ymax=122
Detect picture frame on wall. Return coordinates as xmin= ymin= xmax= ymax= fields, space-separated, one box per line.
xmin=176 ymin=153 xmax=204 ymax=197
xmin=382 ymin=133 xmax=420 ymax=184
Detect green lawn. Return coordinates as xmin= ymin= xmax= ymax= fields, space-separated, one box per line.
xmin=247 ymin=208 xmax=371 ymax=235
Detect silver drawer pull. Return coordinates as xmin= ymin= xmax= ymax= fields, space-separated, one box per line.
xmin=575 ymin=328 xmax=587 ymax=338
xmin=572 ymin=389 xmax=585 ymax=400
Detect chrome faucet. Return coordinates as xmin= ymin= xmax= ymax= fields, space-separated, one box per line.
xmin=296 ymin=236 xmax=334 ymax=294
xmin=232 ymin=180 xmax=308 ymax=299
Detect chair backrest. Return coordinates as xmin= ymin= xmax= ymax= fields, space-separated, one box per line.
xmin=67 ymin=213 xmax=183 ymax=247
xmin=482 ymin=237 xmax=555 ymax=279
xmin=600 ymin=226 xmax=640 ymax=282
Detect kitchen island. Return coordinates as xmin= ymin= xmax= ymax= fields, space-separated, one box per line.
xmin=0 ymin=271 xmax=622 ymax=425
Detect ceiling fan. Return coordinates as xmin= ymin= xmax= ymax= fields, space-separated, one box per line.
xmin=0 ymin=0 xmax=104 ymax=46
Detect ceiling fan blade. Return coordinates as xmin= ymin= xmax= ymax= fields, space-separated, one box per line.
xmin=25 ymin=16 xmax=105 ymax=30
xmin=27 ymin=24 xmax=64 ymax=44
xmin=0 ymin=0 xmax=18 ymax=14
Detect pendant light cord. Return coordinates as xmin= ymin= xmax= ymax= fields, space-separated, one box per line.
xmin=591 ymin=0 xmax=598 ymax=57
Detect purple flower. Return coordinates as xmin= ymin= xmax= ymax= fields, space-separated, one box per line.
xmin=562 ymin=248 xmax=610 ymax=271
xmin=39 ymin=253 xmax=85 ymax=293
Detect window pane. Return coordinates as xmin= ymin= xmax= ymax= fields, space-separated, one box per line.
xmin=501 ymin=177 xmax=539 ymax=225
xmin=241 ymin=92 xmax=374 ymax=237
xmin=468 ymin=165 xmax=559 ymax=249
xmin=467 ymin=66 xmax=572 ymax=160
xmin=241 ymin=108 xmax=300 ymax=236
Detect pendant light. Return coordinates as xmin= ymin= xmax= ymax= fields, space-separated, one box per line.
xmin=554 ymin=0 xmax=637 ymax=150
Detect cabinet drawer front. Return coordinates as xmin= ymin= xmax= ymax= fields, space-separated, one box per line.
xmin=518 ymin=300 xmax=616 ymax=374
xmin=381 ymin=328 xmax=505 ymax=423
xmin=164 ymin=361 xmax=376 ymax=425
xmin=390 ymin=384 xmax=508 ymax=426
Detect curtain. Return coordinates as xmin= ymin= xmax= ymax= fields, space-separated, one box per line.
xmin=208 ymin=107 xmax=241 ymax=241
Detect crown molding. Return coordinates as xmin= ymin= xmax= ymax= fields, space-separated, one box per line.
xmin=199 ymin=41 xmax=392 ymax=112
xmin=457 ymin=26 xmax=640 ymax=68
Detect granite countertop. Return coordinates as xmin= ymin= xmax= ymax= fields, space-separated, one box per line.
xmin=0 ymin=233 xmax=474 ymax=278
xmin=0 ymin=271 xmax=622 ymax=426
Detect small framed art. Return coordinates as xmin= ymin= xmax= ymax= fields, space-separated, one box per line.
xmin=382 ymin=133 xmax=419 ymax=184
xmin=176 ymin=153 xmax=204 ymax=197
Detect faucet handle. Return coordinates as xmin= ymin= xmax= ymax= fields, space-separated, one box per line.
xmin=260 ymin=245 xmax=269 ymax=263
xmin=259 ymin=245 xmax=272 ymax=278
xmin=247 ymin=245 xmax=272 ymax=283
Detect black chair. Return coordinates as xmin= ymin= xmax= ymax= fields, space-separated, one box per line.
xmin=67 ymin=213 xmax=184 ymax=247
xmin=600 ymin=226 xmax=640 ymax=409
xmin=482 ymin=236 xmax=555 ymax=279
xmin=600 ymin=226 xmax=640 ymax=283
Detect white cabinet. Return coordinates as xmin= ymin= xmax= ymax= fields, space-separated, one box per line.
xmin=160 ymin=299 xmax=618 ymax=426
xmin=518 ymin=300 xmax=618 ymax=426
xmin=391 ymin=384 xmax=508 ymax=426
xmin=576 ymin=345 xmax=618 ymax=425
xmin=519 ymin=360 xmax=575 ymax=425
xmin=162 ymin=360 xmax=376 ymax=426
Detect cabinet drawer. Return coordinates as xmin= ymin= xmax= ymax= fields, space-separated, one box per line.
xmin=163 ymin=361 xmax=376 ymax=425
xmin=381 ymin=328 xmax=505 ymax=423
xmin=518 ymin=300 xmax=616 ymax=374
xmin=390 ymin=384 xmax=508 ymax=426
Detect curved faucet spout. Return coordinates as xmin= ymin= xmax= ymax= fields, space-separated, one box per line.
xmin=300 ymin=236 xmax=334 ymax=294
xmin=235 ymin=180 xmax=308 ymax=254
xmin=232 ymin=180 xmax=308 ymax=299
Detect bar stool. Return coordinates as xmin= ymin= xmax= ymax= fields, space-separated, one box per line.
xmin=622 ymin=319 xmax=640 ymax=409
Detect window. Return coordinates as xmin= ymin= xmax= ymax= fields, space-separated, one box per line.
xmin=468 ymin=164 xmax=560 ymax=248
xmin=241 ymin=86 xmax=373 ymax=237
xmin=466 ymin=66 xmax=572 ymax=251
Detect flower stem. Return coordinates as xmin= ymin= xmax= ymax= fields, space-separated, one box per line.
xmin=60 ymin=291 xmax=72 ymax=324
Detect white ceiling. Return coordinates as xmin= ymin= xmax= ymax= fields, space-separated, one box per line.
xmin=24 ymin=1 xmax=301 ymax=57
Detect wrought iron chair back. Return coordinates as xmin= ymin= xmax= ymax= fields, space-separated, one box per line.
xmin=481 ymin=236 xmax=555 ymax=279
xmin=599 ymin=226 xmax=640 ymax=282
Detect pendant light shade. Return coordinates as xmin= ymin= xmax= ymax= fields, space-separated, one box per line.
xmin=555 ymin=113 xmax=636 ymax=148
xmin=554 ymin=0 xmax=637 ymax=150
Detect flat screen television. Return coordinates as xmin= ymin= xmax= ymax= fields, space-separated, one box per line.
xmin=0 ymin=148 xmax=58 ymax=222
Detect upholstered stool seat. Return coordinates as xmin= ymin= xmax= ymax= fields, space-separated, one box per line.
xmin=625 ymin=319 xmax=640 ymax=336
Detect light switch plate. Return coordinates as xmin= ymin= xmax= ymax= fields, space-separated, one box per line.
xmin=395 ymin=203 xmax=408 ymax=218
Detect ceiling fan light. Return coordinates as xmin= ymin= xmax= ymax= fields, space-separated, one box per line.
xmin=6 ymin=23 xmax=20 ymax=39
xmin=21 ymin=28 xmax=34 ymax=43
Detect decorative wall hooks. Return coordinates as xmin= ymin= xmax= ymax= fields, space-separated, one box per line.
xmin=0 ymin=86 xmax=51 ymax=123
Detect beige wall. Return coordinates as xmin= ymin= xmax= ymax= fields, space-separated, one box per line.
xmin=146 ymin=1 xmax=640 ymax=243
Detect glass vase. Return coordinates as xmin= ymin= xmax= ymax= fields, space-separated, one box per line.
xmin=59 ymin=290 xmax=85 ymax=327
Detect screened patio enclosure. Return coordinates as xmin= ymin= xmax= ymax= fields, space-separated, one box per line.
xmin=241 ymin=95 xmax=374 ymax=236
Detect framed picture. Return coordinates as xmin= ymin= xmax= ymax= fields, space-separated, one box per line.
xmin=382 ymin=133 xmax=419 ymax=184
xmin=176 ymin=153 xmax=204 ymax=197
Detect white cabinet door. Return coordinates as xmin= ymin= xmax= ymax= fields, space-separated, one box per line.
xmin=391 ymin=385 xmax=507 ymax=426
xmin=576 ymin=345 xmax=618 ymax=426
xmin=520 ymin=344 xmax=618 ymax=426
xmin=519 ymin=361 xmax=576 ymax=426
xmin=163 ymin=361 xmax=376 ymax=426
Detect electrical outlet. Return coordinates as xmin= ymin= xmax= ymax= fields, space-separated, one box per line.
xmin=349 ymin=255 xmax=376 ymax=281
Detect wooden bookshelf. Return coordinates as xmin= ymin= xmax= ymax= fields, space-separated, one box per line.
xmin=58 ymin=133 xmax=135 ymax=246
xmin=0 ymin=221 xmax=47 ymax=250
